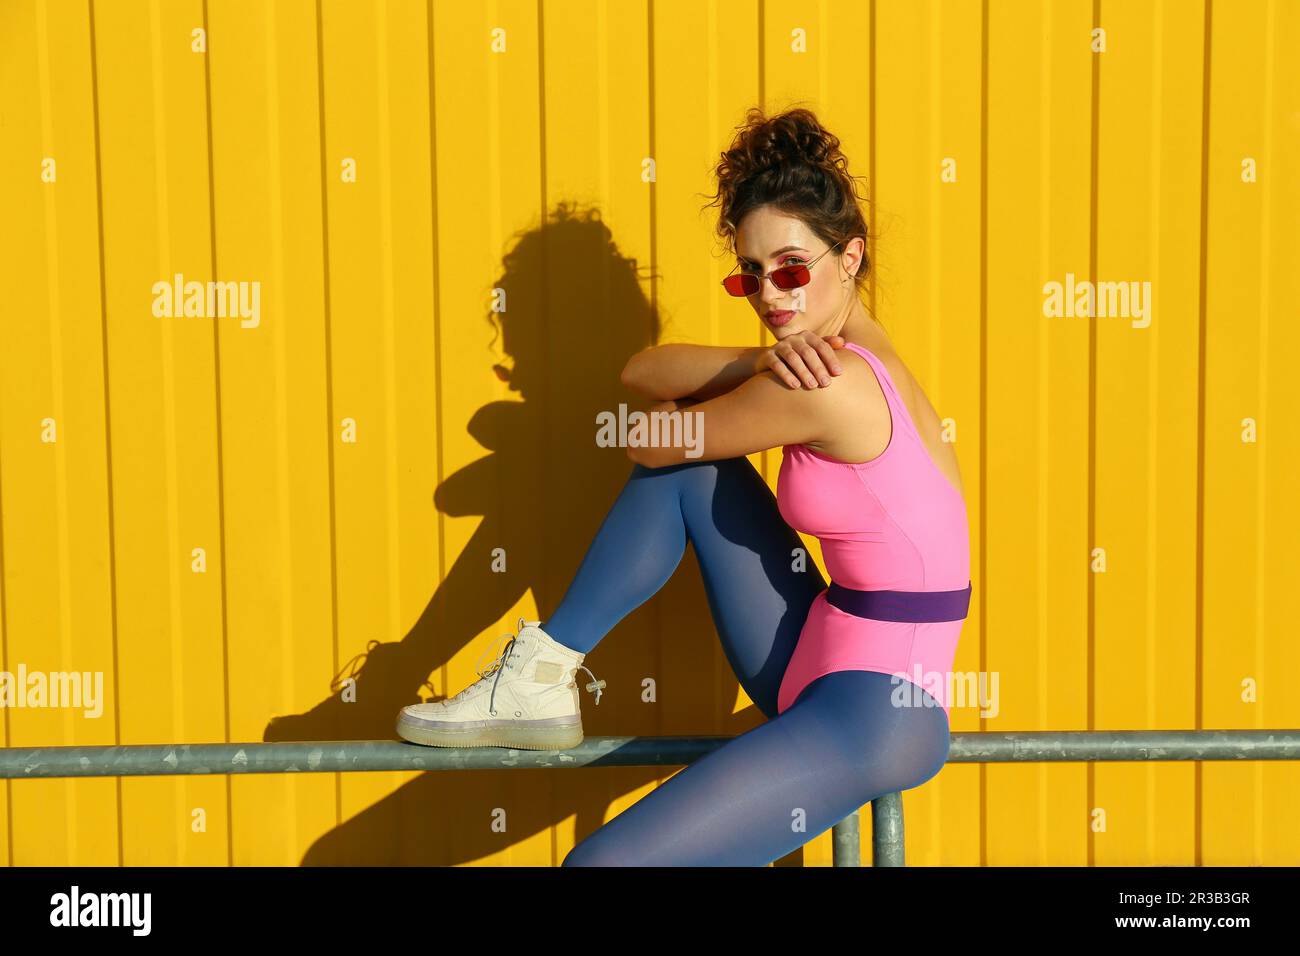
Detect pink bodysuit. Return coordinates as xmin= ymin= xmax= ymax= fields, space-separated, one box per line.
xmin=774 ymin=341 xmax=971 ymax=719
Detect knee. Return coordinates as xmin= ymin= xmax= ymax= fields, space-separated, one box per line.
xmin=631 ymin=458 xmax=726 ymax=479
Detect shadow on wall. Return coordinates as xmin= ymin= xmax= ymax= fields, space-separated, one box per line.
xmin=260 ymin=202 xmax=808 ymax=867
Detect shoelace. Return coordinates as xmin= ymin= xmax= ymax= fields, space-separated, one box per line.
xmin=451 ymin=617 xmax=606 ymax=716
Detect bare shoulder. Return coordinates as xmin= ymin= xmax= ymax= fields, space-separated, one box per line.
xmin=740 ymin=345 xmax=887 ymax=453
xmin=797 ymin=343 xmax=893 ymax=461
xmin=751 ymin=347 xmax=877 ymax=411
xmin=827 ymin=343 xmax=890 ymax=407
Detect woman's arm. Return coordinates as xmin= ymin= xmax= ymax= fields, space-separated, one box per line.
xmin=626 ymin=365 xmax=863 ymax=469
xmin=620 ymin=344 xmax=765 ymax=402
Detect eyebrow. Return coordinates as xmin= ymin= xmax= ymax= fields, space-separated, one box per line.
xmin=736 ymin=245 xmax=809 ymax=264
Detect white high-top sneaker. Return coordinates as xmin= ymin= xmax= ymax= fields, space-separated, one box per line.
xmin=396 ymin=617 xmax=604 ymax=750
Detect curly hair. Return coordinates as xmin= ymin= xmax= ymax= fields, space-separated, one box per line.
xmin=701 ymin=106 xmax=871 ymax=299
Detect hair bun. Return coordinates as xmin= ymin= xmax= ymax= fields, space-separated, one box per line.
xmin=756 ymin=112 xmax=837 ymax=169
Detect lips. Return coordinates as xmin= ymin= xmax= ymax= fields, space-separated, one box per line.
xmin=766 ymin=310 xmax=797 ymax=327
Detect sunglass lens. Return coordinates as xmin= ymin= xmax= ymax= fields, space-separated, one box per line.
xmin=723 ymin=274 xmax=758 ymax=296
xmin=771 ymin=265 xmax=810 ymax=290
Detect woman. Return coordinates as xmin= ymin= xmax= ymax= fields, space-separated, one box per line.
xmin=397 ymin=107 xmax=971 ymax=866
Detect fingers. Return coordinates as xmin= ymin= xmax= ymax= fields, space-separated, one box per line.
xmin=766 ymin=332 xmax=845 ymax=389
xmin=790 ymin=338 xmax=842 ymax=387
xmin=764 ymin=353 xmax=803 ymax=389
xmin=796 ymin=343 xmax=829 ymax=387
xmin=811 ymin=337 xmax=844 ymax=376
xmin=790 ymin=338 xmax=836 ymax=388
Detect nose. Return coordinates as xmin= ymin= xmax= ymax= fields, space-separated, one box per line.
xmin=757 ymin=276 xmax=790 ymax=311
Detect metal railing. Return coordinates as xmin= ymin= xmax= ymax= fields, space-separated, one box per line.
xmin=3 ymin=730 xmax=1297 ymax=866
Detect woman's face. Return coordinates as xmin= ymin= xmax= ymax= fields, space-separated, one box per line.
xmin=732 ymin=206 xmax=857 ymax=341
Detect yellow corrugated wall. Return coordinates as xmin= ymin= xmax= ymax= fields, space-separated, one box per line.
xmin=1 ymin=0 xmax=1296 ymax=866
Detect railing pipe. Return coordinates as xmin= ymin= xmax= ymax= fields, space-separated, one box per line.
xmin=4 ymin=730 xmax=1296 ymax=868
xmin=2 ymin=730 xmax=1294 ymax=780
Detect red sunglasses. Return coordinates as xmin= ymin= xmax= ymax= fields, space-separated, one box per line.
xmin=720 ymin=238 xmax=847 ymax=297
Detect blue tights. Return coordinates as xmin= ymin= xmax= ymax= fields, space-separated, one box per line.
xmin=542 ymin=458 xmax=951 ymax=866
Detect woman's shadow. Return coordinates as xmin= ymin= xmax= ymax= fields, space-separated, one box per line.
xmin=262 ymin=202 xmax=808 ymax=866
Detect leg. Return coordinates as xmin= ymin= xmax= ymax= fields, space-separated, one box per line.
xmin=542 ymin=458 xmax=825 ymax=717
xmin=562 ymin=669 xmax=951 ymax=866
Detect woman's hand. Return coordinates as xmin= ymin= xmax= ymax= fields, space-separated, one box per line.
xmin=756 ymin=332 xmax=846 ymax=389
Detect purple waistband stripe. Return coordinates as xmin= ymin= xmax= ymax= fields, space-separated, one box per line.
xmin=825 ymin=580 xmax=972 ymax=623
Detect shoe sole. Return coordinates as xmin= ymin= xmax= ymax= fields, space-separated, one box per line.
xmin=395 ymin=715 xmax=584 ymax=750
